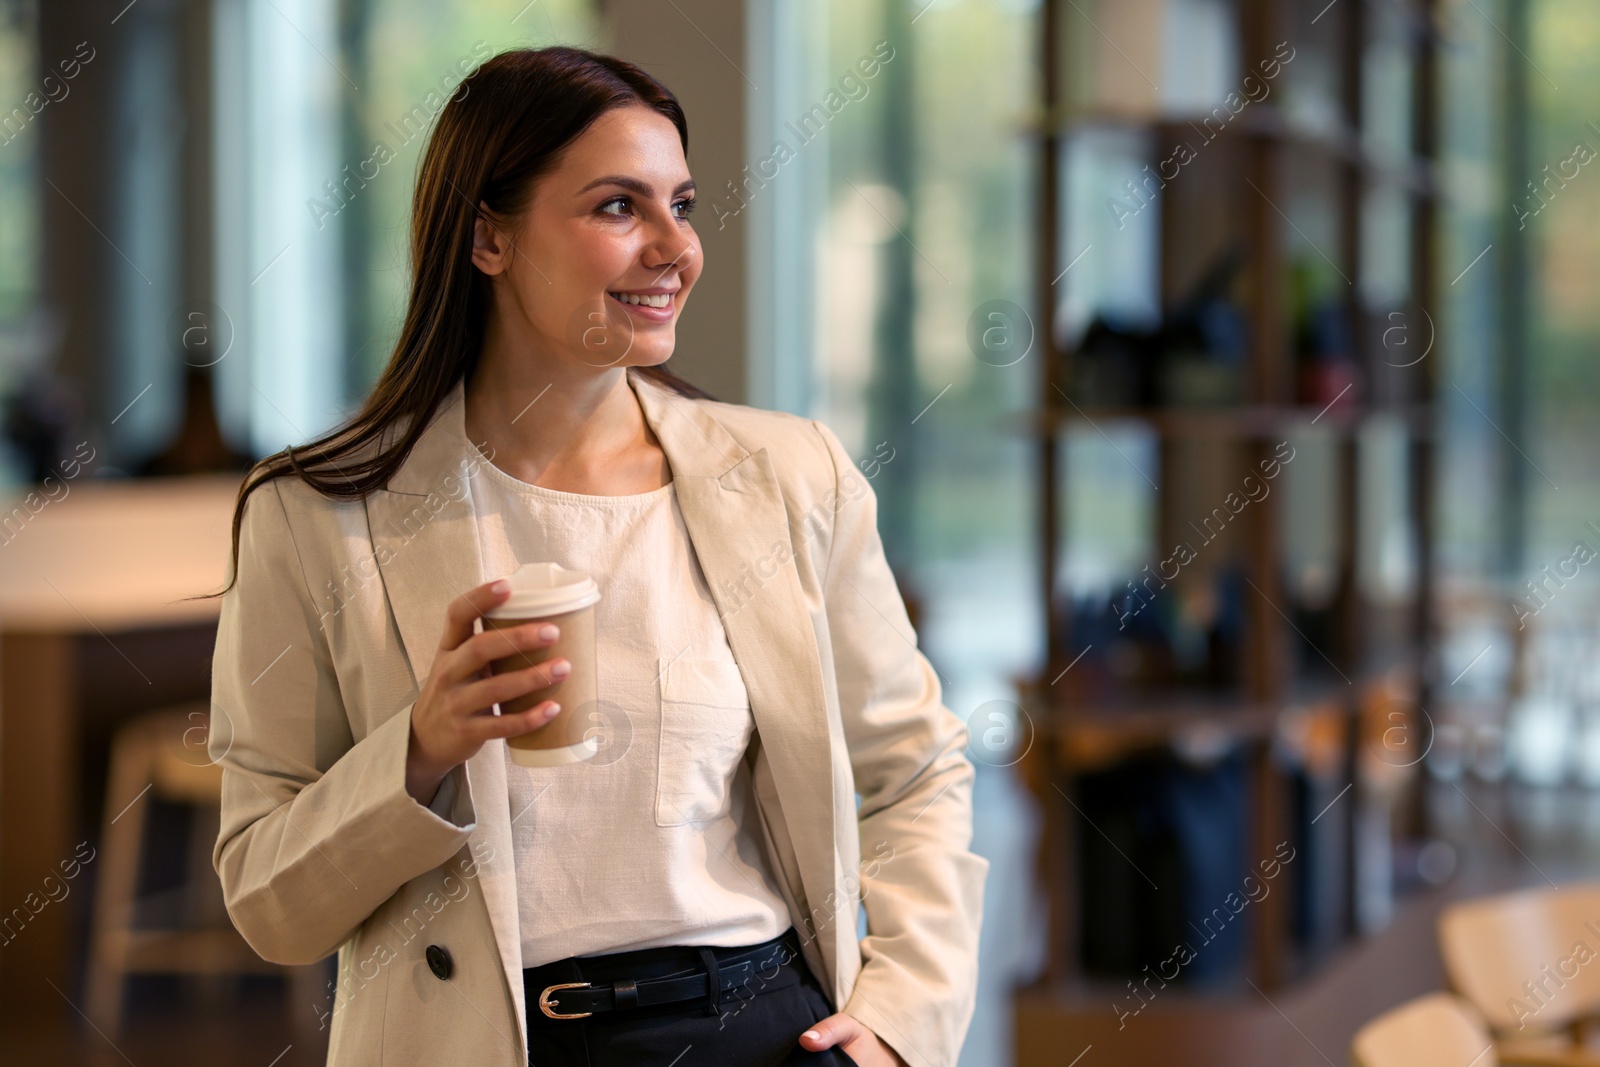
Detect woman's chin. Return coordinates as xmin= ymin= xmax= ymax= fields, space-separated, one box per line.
xmin=624 ymin=344 xmax=677 ymax=369
xmin=567 ymin=331 xmax=675 ymax=371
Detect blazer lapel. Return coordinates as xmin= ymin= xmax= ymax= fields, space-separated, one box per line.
xmin=362 ymin=387 xmax=526 ymax=1047
xmin=626 ymin=370 xmax=845 ymax=989
xmin=363 ymin=368 xmax=842 ymax=1043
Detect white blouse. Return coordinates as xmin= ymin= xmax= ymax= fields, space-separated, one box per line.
xmin=464 ymin=439 xmax=792 ymax=968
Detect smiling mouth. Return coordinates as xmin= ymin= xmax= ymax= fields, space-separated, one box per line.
xmin=607 ymin=291 xmax=674 ymax=309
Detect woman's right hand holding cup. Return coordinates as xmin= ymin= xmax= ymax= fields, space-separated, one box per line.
xmin=405 ymin=578 xmax=568 ymax=806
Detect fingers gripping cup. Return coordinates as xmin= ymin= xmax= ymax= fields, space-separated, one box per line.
xmin=483 ymin=563 xmax=602 ymax=767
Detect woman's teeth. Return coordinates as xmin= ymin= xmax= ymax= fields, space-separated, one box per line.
xmin=608 ymin=292 xmax=671 ymax=308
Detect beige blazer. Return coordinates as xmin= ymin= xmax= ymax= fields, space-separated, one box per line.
xmin=210 ymin=366 xmax=988 ymax=1067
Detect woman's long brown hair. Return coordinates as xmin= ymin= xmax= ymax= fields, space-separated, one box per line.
xmin=196 ymin=46 xmax=713 ymax=601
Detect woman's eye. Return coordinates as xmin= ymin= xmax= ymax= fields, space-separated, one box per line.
xmin=598 ymin=196 xmax=695 ymax=220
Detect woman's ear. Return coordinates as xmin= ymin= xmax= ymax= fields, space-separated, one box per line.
xmin=470 ymin=200 xmax=509 ymax=276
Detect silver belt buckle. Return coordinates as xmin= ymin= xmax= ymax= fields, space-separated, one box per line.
xmin=538 ymin=981 xmax=593 ymax=1019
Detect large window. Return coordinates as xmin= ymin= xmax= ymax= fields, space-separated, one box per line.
xmin=0 ymin=0 xmax=36 ymax=330
xmin=1523 ymin=0 xmax=1600 ymax=560
xmin=336 ymin=0 xmax=599 ymax=399
xmin=213 ymin=0 xmax=596 ymax=458
xmin=781 ymin=12 xmax=1045 ymax=1060
xmin=798 ymin=0 xmax=1042 ymax=713
xmin=1438 ymin=0 xmax=1513 ymax=584
xmin=0 ymin=0 xmax=39 ymax=484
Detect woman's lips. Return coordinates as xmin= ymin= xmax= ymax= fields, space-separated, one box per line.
xmin=607 ymin=291 xmax=676 ymax=322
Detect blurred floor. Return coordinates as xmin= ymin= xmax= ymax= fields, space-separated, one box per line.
xmin=1007 ymin=775 xmax=1600 ymax=1067
xmin=3 ymin=976 xmax=330 ymax=1066
xmin=1 ymin=766 xmax=1046 ymax=1067
xmin=10 ymin=769 xmax=1591 ymax=1067
xmin=12 ymin=748 xmax=1600 ymax=1062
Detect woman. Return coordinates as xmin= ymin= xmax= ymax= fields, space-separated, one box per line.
xmin=204 ymin=45 xmax=986 ymax=1067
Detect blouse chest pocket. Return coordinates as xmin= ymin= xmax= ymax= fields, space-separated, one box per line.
xmin=655 ymin=655 xmax=755 ymax=827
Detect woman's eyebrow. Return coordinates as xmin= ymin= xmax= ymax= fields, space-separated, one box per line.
xmin=576 ymin=175 xmax=697 ymax=198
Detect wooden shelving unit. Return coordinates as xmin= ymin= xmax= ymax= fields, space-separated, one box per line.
xmin=1012 ymin=1 xmax=1442 ymax=1061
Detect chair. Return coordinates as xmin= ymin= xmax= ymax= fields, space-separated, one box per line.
xmin=85 ymin=702 xmax=328 ymax=1038
xmin=1351 ymin=992 xmax=1498 ymax=1067
xmin=1439 ymin=885 xmax=1600 ymax=1067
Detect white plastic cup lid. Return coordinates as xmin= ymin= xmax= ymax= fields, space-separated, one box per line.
xmin=484 ymin=562 xmax=601 ymax=618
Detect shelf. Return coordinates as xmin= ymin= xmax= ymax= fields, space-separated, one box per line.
xmin=1008 ymin=403 xmax=1435 ymax=439
xmin=1012 ymin=102 xmax=1439 ymax=197
xmin=1013 ymin=858 xmax=1451 ymax=1066
xmin=1021 ymin=0 xmax=1441 ymax=1009
xmin=1023 ymin=682 xmax=1350 ymax=771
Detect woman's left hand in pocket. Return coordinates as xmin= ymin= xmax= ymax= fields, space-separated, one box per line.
xmin=798 ymin=1012 xmax=908 ymax=1066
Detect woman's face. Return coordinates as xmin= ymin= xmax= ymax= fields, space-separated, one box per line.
xmin=471 ymin=103 xmax=702 ymax=373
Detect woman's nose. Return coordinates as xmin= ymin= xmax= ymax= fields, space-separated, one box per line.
xmin=646 ymin=240 xmax=696 ymax=277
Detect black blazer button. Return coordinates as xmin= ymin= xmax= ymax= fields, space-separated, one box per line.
xmin=426 ymin=944 xmax=453 ymax=981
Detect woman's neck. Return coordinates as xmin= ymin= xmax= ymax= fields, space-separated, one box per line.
xmin=462 ymin=355 xmax=669 ymax=494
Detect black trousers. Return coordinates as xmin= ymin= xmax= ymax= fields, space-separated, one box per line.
xmin=524 ymin=927 xmax=859 ymax=1066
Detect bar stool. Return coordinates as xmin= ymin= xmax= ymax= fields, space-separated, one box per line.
xmin=1438 ymin=883 xmax=1600 ymax=1066
xmin=1351 ymin=992 xmax=1498 ymax=1067
xmin=85 ymin=700 xmax=329 ymax=1039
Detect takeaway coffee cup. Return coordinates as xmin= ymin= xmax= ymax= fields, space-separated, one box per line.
xmin=483 ymin=562 xmax=601 ymax=767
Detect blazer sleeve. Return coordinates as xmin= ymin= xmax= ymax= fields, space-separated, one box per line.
xmin=209 ymin=476 xmax=478 ymax=966
xmin=808 ymin=420 xmax=990 ymax=1067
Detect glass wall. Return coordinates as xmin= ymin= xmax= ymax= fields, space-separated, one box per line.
xmin=1524 ymin=0 xmax=1600 ymax=558
xmin=792 ymin=10 xmax=1046 ymax=1059
xmin=1437 ymin=0 xmax=1508 ymax=584
xmin=0 ymin=0 xmax=37 ymax=333
xmin=336 ymin=0 xmax=599 ymax=399
xmin=807 ymin=0 xmax=1043 ymax=717
xmin=212 ymin=0 xmax=595 ymax=457
xmin=0 ymin=0 xmax=41 ymax=479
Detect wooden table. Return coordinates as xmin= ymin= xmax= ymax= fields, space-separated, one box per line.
xmin=0 ymin=473 xmax=239 ymax=1031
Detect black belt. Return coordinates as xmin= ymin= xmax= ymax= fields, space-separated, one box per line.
xmin=524 ymin=928 xmax=804 ymax=1021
